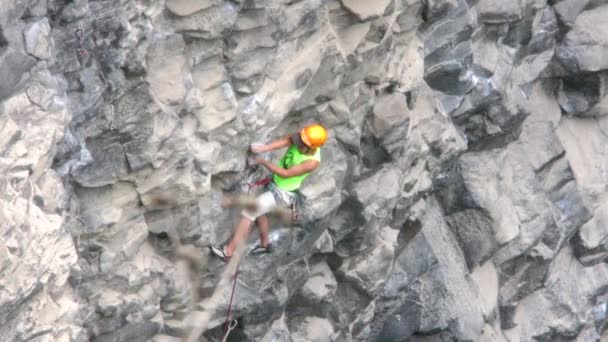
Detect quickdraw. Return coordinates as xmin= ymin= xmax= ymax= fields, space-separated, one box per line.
xmin=221 ymin=319 xmax=238 ymax=342
xmin=75 ymin=25 xmax=88 ymax=57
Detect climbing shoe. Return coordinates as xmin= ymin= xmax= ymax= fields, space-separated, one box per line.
xmin=250 ymin=243 xmax=272 ymax=255
xmin=210 ymin=244 xmax=230 ymax=260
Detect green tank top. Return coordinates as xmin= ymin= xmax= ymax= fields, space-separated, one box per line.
xmin=273 ymin=145 xmax=321 ymax=191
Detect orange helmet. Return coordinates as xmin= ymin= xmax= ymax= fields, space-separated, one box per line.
xmin=300 ymin=124 xmax=327 ymax=149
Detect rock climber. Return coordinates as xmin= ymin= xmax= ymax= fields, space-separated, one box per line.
xmin=210 ymin=124 xmax=328 ymax=259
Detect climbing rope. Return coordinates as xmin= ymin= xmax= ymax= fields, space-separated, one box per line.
xmin=218 ymin=161 xmax=300 ymax=341
xmin=221 ymin=263 xmax=240 ymax=341
xmin=219 ymin=175 xmax=266 ymax=342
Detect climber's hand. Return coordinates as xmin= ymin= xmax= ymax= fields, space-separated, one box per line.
xmin=254 ymin=157 xmax=266 ymax=165
xmin=248 ymin=156 xmax=265 ymax=165
xmin=250 ymin=144 xmax=266 ymax=154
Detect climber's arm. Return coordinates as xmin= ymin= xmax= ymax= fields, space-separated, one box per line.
xmin=250 ymin=136 xmax=292 ymax=153
xmin=256 ymin=158 xmax=319 ymax=178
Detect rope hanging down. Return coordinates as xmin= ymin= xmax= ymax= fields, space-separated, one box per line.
xmin=221 ymin=263 xmax=240 ymax=341
xmin=220 ymin=170 xmax=299 ymax=340
xmin=220 ymin=175 xmax=266 ymax=341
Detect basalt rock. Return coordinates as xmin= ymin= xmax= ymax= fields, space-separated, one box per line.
xmin=2 ymin=0 xmax=608 ymax=341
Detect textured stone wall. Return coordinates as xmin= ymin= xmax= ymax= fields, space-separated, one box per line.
xmin=1 ymin=0 xmax=608 ymax=341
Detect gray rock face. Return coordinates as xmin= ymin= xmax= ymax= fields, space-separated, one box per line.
xmin=558 ymin=5 xmax=608 ymax=73
xmin=340 ymin=0 xmax=392 ymax=21
xmin=2 ymin=0 xmax=608 ymax=341
xmin=476 ymin=0 xmax=523 ymax=23
xmin=23 ymin=18 xmax=53 ymax=60
xmin=165 ymin=0 xmax=221 ymax=16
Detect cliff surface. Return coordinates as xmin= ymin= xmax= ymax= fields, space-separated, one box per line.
xmin=1 ymin=0 xmax=608 ymax=341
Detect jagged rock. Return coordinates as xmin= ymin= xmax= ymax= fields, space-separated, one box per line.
xmin=340 ymin=0 xmax=392 ymax=21
xmin=480 ymin=323 xmax=508 ymax=342
xmin=421 ymin=0 xmax=476 ymax=97
xmin=557 ymin=5 xmax=608 ymax=73
xmin=151 ymin=335 xmax=181 ymax=342
xmin=259 ymin=314 xmax=292 ymax=342
xmin=294 ymin=52 xmax=345 ymax=110
xmin=95 ymin=321 xmax=160 ymax=342
xmin=72 ymin=140 xmax=129 ymax=187
xmin=424 ymin=0 xmax=459 ymax=22
xmin=26 ymin=68 xmax=67 ymax=112
xmin=23 ymin=18 xmax=52 ymax=60
xmin=192 ymin=57 xmax=227 ymax=91
xmin=0 ymin=196 xmax=78 ymax=335
xmin=556 ymin=116 xmax=608 ymax=200
xmin=146 ymin=34 xmax=187 ymax=106
xmin=311 ymin=231 xmax=333 ymax=255
xmin=557 ymin=72 xmax=608 ymax=117
xmin=35 ymin=170 xmax=67 ymax=213
xmin=289 ymin=316 xmax=335 ymax=342
xmin=387 ymin=33 xmax=425 ymax=92
xmin=517 ymin=121 xmax=564 ymax=171
xmin=0 ymin=49 xmax=36 ymax=100
xmin=527 ymin=6 xmax=558 ymax=56
xmin=74 ymin=182 xmax=140 ymax=231
xmin=289 ymin=260 xmax=337 ymax=318
xmin=476 ymin=0 xmax=523 ymax=23
xmin=165 ymin=0 xmax=221 ymax=16
xmin=370 ymin=92 xmax=410 ymax=155
xmin=98 ymin=215 xmax=149 ymax=273
xmin=575 ymin=323 xmax=601 ymax=342
xmin=458 ymin=150 xmax=529 ymax=246
xmin=3 ymin=0 xmax=608 ymax=340
xmin=337 ymin=226 xmax=398 ymax=295
xmin=168 ymin=2 xmax=240 ymax=39
xmin=553 ymin=0 xmax=590 ymax=27
xmin=383 ymin=199 xmax=484 ymax=340
xmin=572 ymin=201 xmax=608 ymax=265
xmin=302 ymin=264 xmax=338 ymax=303
xmin=60 ymin=0 xmax=89 ymax=22
xmin=26 ymin=0 xmax=48 ymax=17
xmin=512 ymin=246 xmax=608 ymax=340
xmin=353 ymin=166 xmax=401 ymax=221
xmin=446 ymin=209 xmax=496 ymax=269
xmin=470 ymin=261 xmax=499 ymax=318
xmin=0 ymin=90 xmax=77 ymax=341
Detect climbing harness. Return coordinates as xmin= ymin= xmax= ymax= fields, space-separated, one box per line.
xmin=246 ymin=177 xmax=301 ymax=223
xmin=246 ymin=177 xmax=272 ymax=190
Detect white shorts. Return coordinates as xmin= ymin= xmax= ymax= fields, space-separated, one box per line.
xmin=241 ymin=186 xmax=295 ymax=221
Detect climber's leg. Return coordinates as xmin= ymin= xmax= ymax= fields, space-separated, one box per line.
xmin=224 ymin=217 xmax=253 ymax=257
xmin=212 ymin=191 xmax=277 ymax=259
xmin=256 ymin=215 xmax=270 ymax=248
